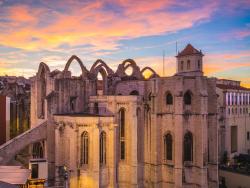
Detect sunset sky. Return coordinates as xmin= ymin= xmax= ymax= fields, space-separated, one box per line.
xmin=0 ymin=0 xmax=249 ymax=86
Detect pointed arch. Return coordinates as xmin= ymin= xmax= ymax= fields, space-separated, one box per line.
xmin=122 ymin=59 xmax=137 ymax=68
xmin=64 ymin=55 xmax=89 ymax=77
xmin=184 ymin=131 xmax=193 ymax=162
xmin=81 ymin=131 xmax=89 ymax=165
xmin=184 ymin=90 xmax=192 ymax=105
xmin=90 ymin=59 xmax=114 ymax=76
xmin=164 ymin=132 xmax=173 ymax=160
xmin=37 ymin=63 xmax=48 ymax=119
xmin=141 ymin=66 xmax=158 ymax=79
xmin=37 ymin=62 xmax=50 ymax=77
xmin=100 ymin=131 xmax=107 ymax=165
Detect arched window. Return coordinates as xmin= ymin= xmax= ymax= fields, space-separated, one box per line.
xmin=81 ymin=131 xmax=89 ymax=165
xmin=130 ymin=90 xmax=139 ymax=95
xmin=187 ymin=60 xmax=191 ymax=70
xmin=184 ymin=91 xmax=192 ymax=105
xmin=184 ymin=132 xmax=193 ymax=162
xmin=166 ymin=92 xmax=173 ymax=105
xmin=164 ymin=133 xmax=173 ymax=160
xmin=100 ymin=131 xmax=106 ymax=165
xmin=119 ymin=108 xmax=125 ymax=160
xmin=198 ymin=60 xmax=200 ymax=69
xmin=32 ymin=142 xmax=44 ymax=158
xmin=181 ymin=61 xmax=184 ymax=70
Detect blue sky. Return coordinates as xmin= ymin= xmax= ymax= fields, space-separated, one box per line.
xmin=0 ymin=0 xmax=249 ymax=86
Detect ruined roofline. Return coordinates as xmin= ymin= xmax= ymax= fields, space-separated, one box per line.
xmin=37 ymin=55 xmax=159 ymax=80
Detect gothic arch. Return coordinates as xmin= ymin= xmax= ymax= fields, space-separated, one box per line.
xmin=64 ymin=55 xmax=89 ymax=77
xmin=37 ymin=62 xmax=48 ymax=119
xmin=116 ymin=59 xmax=143 ymax=79
xmin=90 ymin=59 xmax=114 ymax=76
xmin=141 ymin=67 xmax=158 ymax=79
xmin=37 ymin=62 xmax=50 ymax=77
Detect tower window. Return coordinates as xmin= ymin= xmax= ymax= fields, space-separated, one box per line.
xmin=184 ymin=132 xmax=193 ymax=162
xmin=187 ymin=60 xmax=191 ymax=70
xmin=198 ymin=60 xmax=200 ymax=69
xmin=164 ymin=133 xmax=173 ymax=160
xmin=184 ymin=91 xmax=192 ymax=105
xmin=166 ymin=92 xmax=173 ymax=105
xmin=181 ymin=61 xmax=184 ymax=70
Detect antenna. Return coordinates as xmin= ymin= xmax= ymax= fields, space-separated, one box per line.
xmin=176 ymin=41 xmax=178 ymax=55
xmin=163 ymin=50 xmax=165 ymax=76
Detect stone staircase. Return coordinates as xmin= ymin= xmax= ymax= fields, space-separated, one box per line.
xmin=0 ymin=121 xmax=47 ymax=165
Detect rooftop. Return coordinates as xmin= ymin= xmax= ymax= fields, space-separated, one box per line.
xmin=176 ymin=44 xmax=203 ymax=57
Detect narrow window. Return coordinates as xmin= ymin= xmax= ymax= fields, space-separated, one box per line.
xmin=166 ymin=92 xmax=173 ymax=105
xmin=184 ymin=91 xmax=192 ymax=105
xmin=187 ymin=60 xmax=191 ymax=70
xmin=184 ymin=132 xmax=193 ymax=162
xmin=181 ymin=61 xmax=184 ymax=70
xmin=231 ymin=126 xmax=237 ymax=153
xmin=198 ymin=60 xmax=200 ymax=69
xmin=130 ymin=90 xmax=139 ymax=95
xmin=100 ymin=132 xmax=106 ymax=165
xmin=119 ymin=108 xmax=125 ymax=160
xmin=247 ymin=132 xmax=250 ymax=140
xmin=81 ymin=131 xmax=89 ymax=165
xmin=164 ymin=133 xmax=173 ymax=160
xmin=228 ymin=108 xmax=230 ymax=115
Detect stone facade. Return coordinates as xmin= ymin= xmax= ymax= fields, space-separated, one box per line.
xmin=30 ymin=44 xmax=218 ymax=187
xmin=216 ymin=79 xmax=250 ymax=162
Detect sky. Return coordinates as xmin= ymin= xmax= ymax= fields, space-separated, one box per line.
xmin=0 ymin=0 xmax=250 ymax=87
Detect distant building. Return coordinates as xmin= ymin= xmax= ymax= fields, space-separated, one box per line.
xmin=0 ymin=76 xmax=31 ymax=139
xmin=216 ymin=79 xmax=250 ymax=161
xmin=0 ymin=95 xmax=10 ymax=145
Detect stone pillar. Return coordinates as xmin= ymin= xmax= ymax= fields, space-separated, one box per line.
xmin=47 ymin=119 xmax=56 ymax=186
xmin=174 ymin=95 xmax=183 ymax=188
xmin=92 ymin=124 xmax=100 ymax=188
xmin=109 ymin=123 xmax=117 ymax=188
xmin=130 ymin=103 xmax=138 ymax=187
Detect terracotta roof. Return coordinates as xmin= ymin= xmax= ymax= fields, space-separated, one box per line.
xmin=216 ymin=84 xmax=250 ymax=91
xmin=176 ymin=44 xmax=203 ymax=57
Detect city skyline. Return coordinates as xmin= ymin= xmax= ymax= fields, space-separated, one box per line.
xmin=0 ymin=0 xmax=250 ymax=87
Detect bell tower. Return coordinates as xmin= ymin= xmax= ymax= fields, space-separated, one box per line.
xmin=176 ymin=44 xmax=204 ymax=76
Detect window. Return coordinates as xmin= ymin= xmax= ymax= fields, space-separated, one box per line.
xmin=164 ymin=133 xmax=173 ymax=160
xmin=247 ymin=132 xmax=250 ymax=140
xmin=130 ymin=90 xmax=139 ymax=95
xmin=31 ymin=164 xmax=39 ymax=179
xmin=166 ymin=92 xmax=173 ymax=105
xmin=32 ymin=142 xmax=44 ymax=159
xmin=227 ymin=93 xmax=230 ymax=105
xmin=81 ymin=131 xmax=89 ymax=165
xmin=187 ymin=60 xmax=191 ymax=70
xmin=100 ymin=132 xmax=106 ymax=165
xmin=240 ymin=95 xmax=242 ymax=105
xmin=184 ymin=132 xmax=193 ymax=162
xmin=181 ymin=61 xmax=184 ymax=70
xmin=231 ymin=126 xmax=237 ymax=153
xmin=119 ymin=108 xmax=125 ymax=160
xmin=94 ymin=102 xmax=99 ymax=114
xmin=228 ymin=108 xmax=230 ymax=115
xmin=184 ymin=91 xmax=192 ymax=105
xmin=198 ymin=60 xmax=200 ymax=69
xmin=70 ymin=96 xmax=76 ymax=112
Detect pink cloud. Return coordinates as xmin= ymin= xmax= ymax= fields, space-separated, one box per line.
xmin=0 ymin=0 xmax=218 ymax=51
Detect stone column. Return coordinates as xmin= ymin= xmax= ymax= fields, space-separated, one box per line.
xmin=47 ymin=119 xmax=56 ymax=186
xmin=174 ymin=95 xmax=183 ymax=188
xmin=92 ymin=123 xmax=100 ymax=188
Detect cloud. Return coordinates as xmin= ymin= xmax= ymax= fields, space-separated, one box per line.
xmin=0 ymin=0 xmax=218 ymax=51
